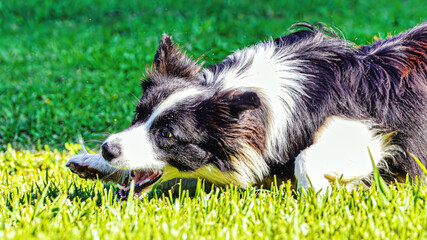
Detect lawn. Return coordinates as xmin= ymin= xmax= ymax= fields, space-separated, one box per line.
xmin=0 ymin=0 xmax=426 ymax=239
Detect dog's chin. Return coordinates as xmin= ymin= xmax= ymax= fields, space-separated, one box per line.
xmin=115 ymin=169 xmax=163 ymax=200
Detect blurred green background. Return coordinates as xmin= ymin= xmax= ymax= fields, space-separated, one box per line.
xmin=0 ymin=0 xmax=425 ymax=151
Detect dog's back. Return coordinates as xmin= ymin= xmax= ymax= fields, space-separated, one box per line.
xmin=270 ymin=23 xmax=426 ymax=187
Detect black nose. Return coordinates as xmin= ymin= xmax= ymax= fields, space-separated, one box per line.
xmin=101 ymin=142 xmax=121 ymax=161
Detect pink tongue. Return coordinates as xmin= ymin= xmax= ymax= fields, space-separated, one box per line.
xmin=115 ymin=170 xmax=163 ymax=200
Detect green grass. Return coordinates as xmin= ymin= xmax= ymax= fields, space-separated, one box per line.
xmin=0 ymin=0 xmax=426 ymax=239
xmin=0 ymin=0 xmax=425 ymax=150
xmin=1 ymin=145 xmax=426 ymax=239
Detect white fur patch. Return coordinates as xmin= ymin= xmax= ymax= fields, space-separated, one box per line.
xmin=145 ymin=87 xmax=204 ymax=128
xmin=103 ymin=125 xmax=164 ymax=170
xmin=294 ymin=116 xmax=384 ymax=193
xmin=202 ymin=42 xmax=307 ymax=160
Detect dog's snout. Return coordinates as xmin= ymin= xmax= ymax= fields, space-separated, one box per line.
xmin=101 ymin=142 xmax=121 ymax=161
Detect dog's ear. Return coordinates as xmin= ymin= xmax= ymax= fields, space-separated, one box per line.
xmin=205 ymin=90 xmax=262 ymax=119
xmin=226 ymin=90 xmax=262 ymax=115
xmin=152 ymin=34 xmax=202 ymax=81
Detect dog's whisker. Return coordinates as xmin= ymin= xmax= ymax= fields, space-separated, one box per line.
xmin=84 ymin=140 xmax=103 ymax=143
xmin=132 ymin=94 xmax=140 ymax=103
xmin=83 ymin=140 xmax=104 ymax=151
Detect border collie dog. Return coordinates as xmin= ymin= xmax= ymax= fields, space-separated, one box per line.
xmin=67 ymin=23 xmax=426 ymax=198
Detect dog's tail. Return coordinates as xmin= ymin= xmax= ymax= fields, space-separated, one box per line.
xmin=360 ymin=23 xmax=427 ymax=89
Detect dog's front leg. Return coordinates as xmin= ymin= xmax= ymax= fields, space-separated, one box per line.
xmin=66 ymin=153 xmax=129 ymax=184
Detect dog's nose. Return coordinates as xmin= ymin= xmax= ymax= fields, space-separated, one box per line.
xmin=101 ymin=142 xmax=121 ymax=161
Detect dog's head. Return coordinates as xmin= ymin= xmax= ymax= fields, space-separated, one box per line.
xmin=101 ymin=35 xmax=266 ymax=196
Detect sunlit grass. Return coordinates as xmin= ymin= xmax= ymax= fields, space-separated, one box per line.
xmin=1 ymin=145 xmax=426 ymax=239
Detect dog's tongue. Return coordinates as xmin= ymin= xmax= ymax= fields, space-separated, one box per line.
xmin=116 ymin=170 xmax=162 ymax=200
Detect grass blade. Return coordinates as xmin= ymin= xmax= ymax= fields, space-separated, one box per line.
xmin=409 ymin=152 xmax=427 ymax=176
xmin=32 ymin=181 xmax=51 ymax=220
xmin=368 ymin=147 xmax=391 ymax=202
xmin=125 ymin=180 xmax=135 ymax=215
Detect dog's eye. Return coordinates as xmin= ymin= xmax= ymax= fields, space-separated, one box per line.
xmin=159 ymin=128 xmax=173 ymax=139
xmin=133 ymin=113 xmax=139 ymax=122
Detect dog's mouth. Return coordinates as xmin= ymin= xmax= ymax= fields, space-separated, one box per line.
xmin=115 ymin=170 xmax=162 ymax=200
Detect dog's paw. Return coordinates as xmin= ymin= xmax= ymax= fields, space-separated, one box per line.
xmin=66 ymin=154 xmax=127 ymax=183
xmin=66 ymin=154 xmax=106 ymax=179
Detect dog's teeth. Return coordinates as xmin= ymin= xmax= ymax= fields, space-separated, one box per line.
xmin=139 ymin=171 xmax=148 ymax=180
xmin=148 ymin=174 xmax=158 ymax=181
xmin=138 ymin=178 xmax=151 ymax=186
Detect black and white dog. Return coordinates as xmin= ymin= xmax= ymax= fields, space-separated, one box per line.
xmin=67 ymin=23 xmax=426 ymax=197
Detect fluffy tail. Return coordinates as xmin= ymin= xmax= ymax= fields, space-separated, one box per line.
xmin=360 ymin=23 xmax=427 ymax=90
xmin=360 ymin=23 xmax=427 ymax=177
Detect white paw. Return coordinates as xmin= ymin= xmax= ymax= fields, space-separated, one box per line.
xmin=66 ymin=153 xmax=128 ymax=183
